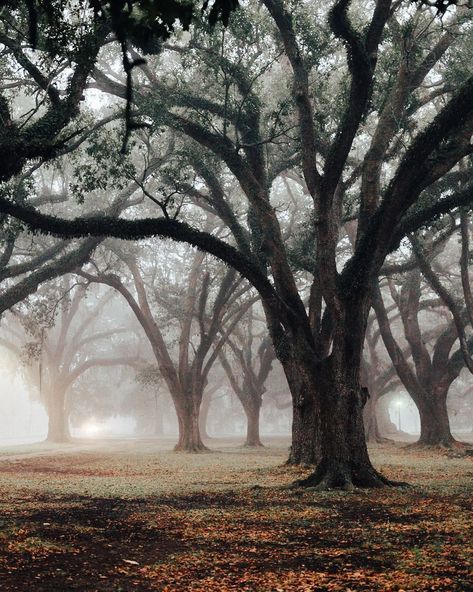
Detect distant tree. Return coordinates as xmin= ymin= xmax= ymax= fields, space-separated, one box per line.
xmin=0 ymin=127 xmax=162 ymax=318
xmin=219 ymin=306 xmax=275 ymax=447
xmin=133 ymin=364 xmax=172 ymax=436
xmin=5 ymin=281 xmax=141 ymax=442
xmin=2 ymin=1 xmax=473 ymax=488
xmin=373 ymin=221 xmax=473 ymax=447
xmin=79 ymin=240 xmax=255 ymax=451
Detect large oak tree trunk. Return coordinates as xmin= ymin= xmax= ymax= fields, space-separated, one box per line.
xmin=242 ymin=400 xmax=263 ymax=447
xmin=46 ymin=386 xmax=69 ymax=443
xmin=174 ymin=396 xmax=208 ymax=452
xmin=294 ymin=295 xmax=398 ymax=489
xmin=300 ymin=355 xmax=392 ymax=489
xmin=283 ymin=357 xmax=321 ymax=465
xmin=288 ymin=396 xmax=320 ymax=465
xmin=416 ymin=392 xmax=456 ymax=447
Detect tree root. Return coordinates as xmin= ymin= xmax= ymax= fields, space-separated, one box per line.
xmin=291 ymin=461 xmax=409 ymax=491
xmin=173 ymin=443 xmax=212 ymax=453
xmin=405 ymin=439 xmax=468 ymax=451
xmin=375 ymin=436 xmax=396 ymax=444
xmin=285 ymin=455 xmax=318 ymax=467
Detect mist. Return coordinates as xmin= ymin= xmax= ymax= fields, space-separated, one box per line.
xmin=1 ymin=1 xmax=473 ymax=589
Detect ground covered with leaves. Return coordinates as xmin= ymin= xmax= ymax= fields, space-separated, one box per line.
xmin=0 ymin=437 xmax=471 ymax=591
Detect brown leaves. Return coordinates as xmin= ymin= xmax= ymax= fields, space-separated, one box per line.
xmin=0 ymin=441 xmax=472 ymax=590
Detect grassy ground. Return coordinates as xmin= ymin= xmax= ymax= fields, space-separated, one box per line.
xmin=0 ymin=437 xmax=472 ymax=591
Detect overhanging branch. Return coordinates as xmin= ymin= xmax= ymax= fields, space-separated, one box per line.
xmin=0 ymin=195 xmax=282 ymax=310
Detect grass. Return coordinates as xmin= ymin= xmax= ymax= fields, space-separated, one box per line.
xmin=0 ymin=437 xmax=472 ymax=591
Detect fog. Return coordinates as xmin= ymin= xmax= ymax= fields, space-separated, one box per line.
xmin=0 ymin=0 xmax=472 ymax=457
xmin=2 ymin=3 xmax=473 ymax=590
xmin=0 ymin=340 xmax=294 ymax=446
xmin=1 ymin=255 xmax=472 ymax=449
xmin=0 ymin=361 xmax=47 ymax=445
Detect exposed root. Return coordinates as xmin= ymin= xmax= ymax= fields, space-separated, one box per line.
xmin=242 ymin=442 xmax=265 ymax=449
xmin=375 ymin=436 xmax=395 ymax=444
xmin=292 ymin=461 xmax=409 ymax=491
xmin=173 ymin=443 xmax=212 ymax=453
xmin=285 ymin=455 xmax=318 ymax=467
xmin=405 ymin=439 xmax=468 ymax=451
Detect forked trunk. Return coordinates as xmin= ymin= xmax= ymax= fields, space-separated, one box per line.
xmin=416 ymin=393 xmax=457 ymax=447
xmin=243 ymin=400 xmax=263 ymax=447
xmin=300 ymin=356 xmax=393 ymax=489
xmin=46 ymin=387 xmax=69 ymax=443
xmin=295 ymin=291 xmax=399 ymax=489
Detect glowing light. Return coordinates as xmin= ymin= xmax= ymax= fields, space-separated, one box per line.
xmin=80 ymin=421 xmax=105 ymax=438
xmin=395 ymin=399 xmax=403 ymax=407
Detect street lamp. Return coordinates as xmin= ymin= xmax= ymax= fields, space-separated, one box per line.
xmin=395 ymin=399 xmax=403 ymax=432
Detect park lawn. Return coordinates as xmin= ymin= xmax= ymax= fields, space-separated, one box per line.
xmin=0 ymin=437 xmax=471 ymax=591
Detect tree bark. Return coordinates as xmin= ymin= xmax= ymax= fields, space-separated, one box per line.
xmin=416 ymin=392 xmax=456 ymax=447
xmin=242 ymin=400 xmax=263 ymax=447
xmin=287 ymin=394 xmax=320 ymax=465
xmin=299 ymin=355 xmax=393 ymax=489
xmin=45 ymin=386 xmax=69 ymax=443
xmin=174 ymin=397 xmax=208 ymax=452
xmin=279 ymin=350 xmax=321 ymax=465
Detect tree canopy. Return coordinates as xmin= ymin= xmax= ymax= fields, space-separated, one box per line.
xmin=1 ymin=0 xmax=473 ymax=489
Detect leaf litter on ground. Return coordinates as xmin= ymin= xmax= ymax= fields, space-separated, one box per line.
xmin=0 ymin=436 xmax=471 ymax=591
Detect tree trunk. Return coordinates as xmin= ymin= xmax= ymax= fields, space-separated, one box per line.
xmin=268 ymin=292 xmax=396 ymax=487
xmin=174 ymin=398 xmax=208 ymax=452
xmin=416 ymin=393 xmax=456 ymax=447
xmin=377 ymin=397 xmax=400 ymax=436
xmin=46 ymin=387 xmax=69 ymax=443
xmin=198 ymin=391 xmax=212 ymax=440
xmin=363 ymin=393 xmax=387 ymax=443
xmin=300 ymin=355 xmax=393 ymax=489
xmin=288 ymin=396 xmax=320 ymax=464
xmin=243 ymin=400 xmax=263 ymax=447
xmin=363 ymin=397 xmax=380 ymax=442
xmin=283 ymin=359 xmax=321 ymax=465
xmin=292 ymin=289 xmax=400 ymax=490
